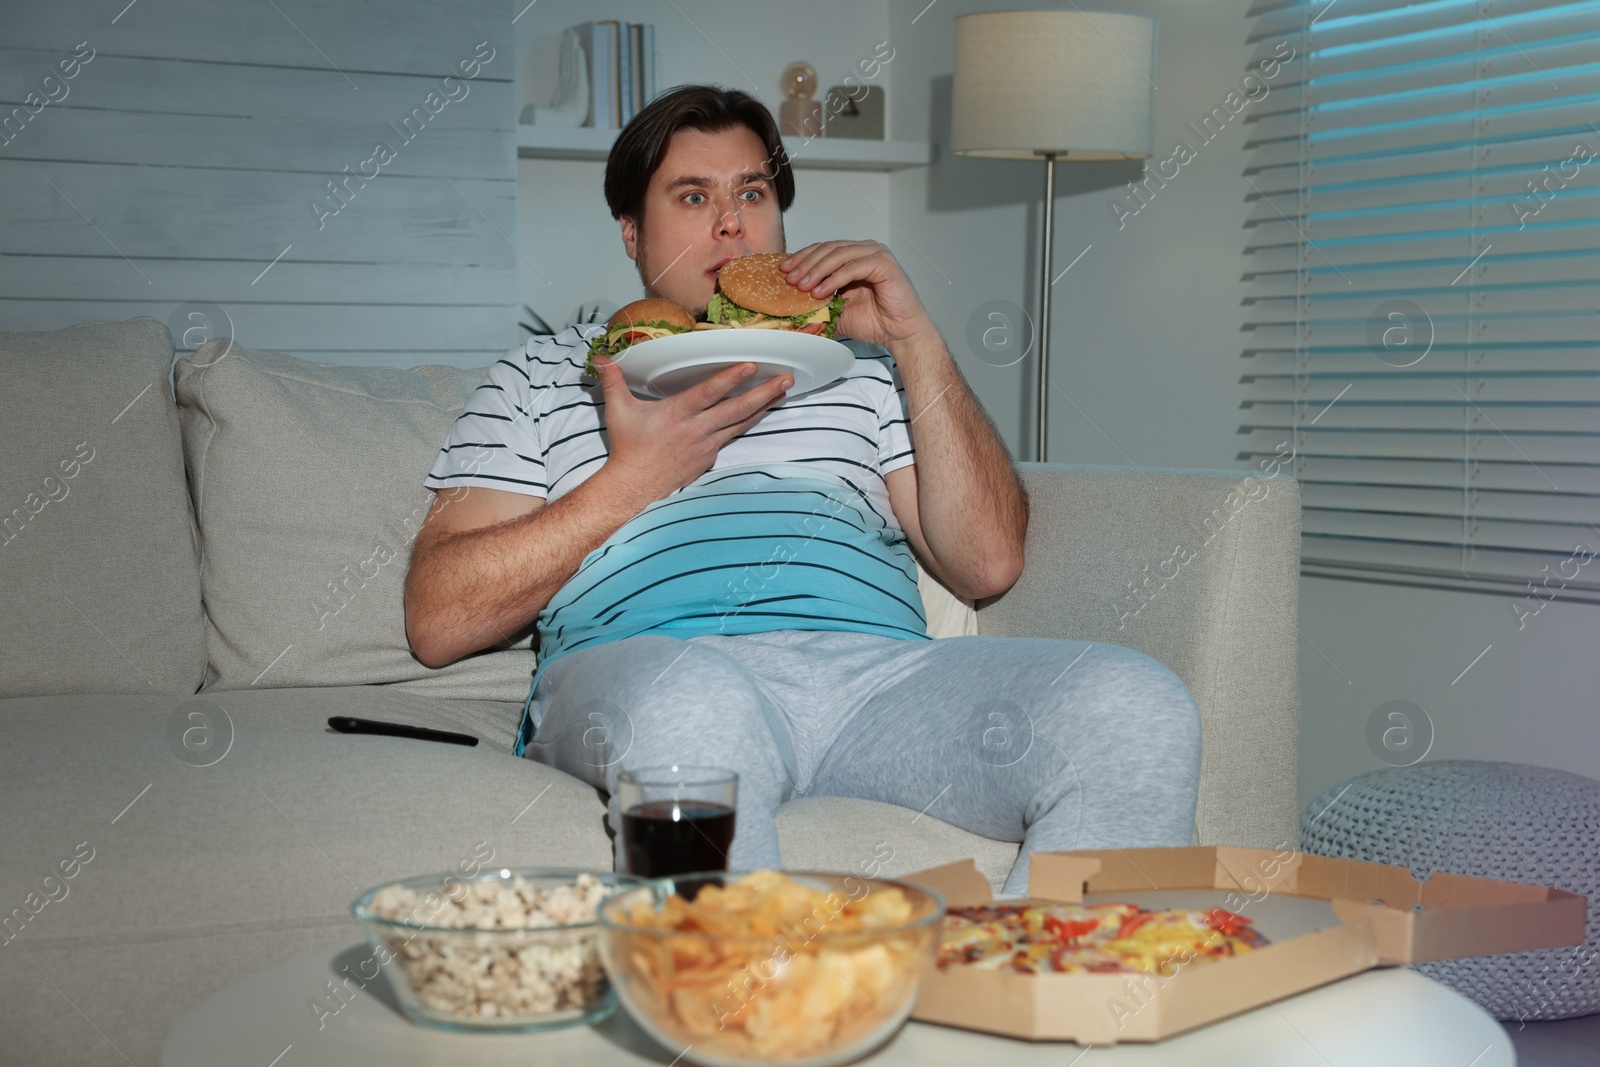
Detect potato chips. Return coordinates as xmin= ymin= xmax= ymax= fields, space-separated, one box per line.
xmin=602 ymin=870 xmax=940 ymax=1062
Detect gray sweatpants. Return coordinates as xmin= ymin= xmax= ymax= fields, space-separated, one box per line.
xmin=522 ymin=629 xmax=1201 ymax=897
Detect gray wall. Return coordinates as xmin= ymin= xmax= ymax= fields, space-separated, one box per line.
xmin=0 ymin=0 xmax=519 ymax=367
xmin=887 ymin=0 xmax=1253 ymax=471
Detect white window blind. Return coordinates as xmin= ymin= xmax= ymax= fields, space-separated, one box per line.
xmin=1238 ymin=0 xmax=1600 ymax=604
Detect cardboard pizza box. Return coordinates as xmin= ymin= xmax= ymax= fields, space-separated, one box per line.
xmin=905 ymin=845 xmax=1587 ymax=1045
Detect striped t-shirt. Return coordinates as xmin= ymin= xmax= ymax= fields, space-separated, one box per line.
xmin=422 ymin=324 xmax=927 ymax=755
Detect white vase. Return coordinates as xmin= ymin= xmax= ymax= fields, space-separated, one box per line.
xmin=525 ymin=28 xmax=588 ymax=127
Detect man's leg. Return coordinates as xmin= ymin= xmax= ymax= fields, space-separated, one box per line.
xmin=524 ymin=633 xmax=798 ymax=872
xmin=804 ymin=636 xmax=1202 ymax=897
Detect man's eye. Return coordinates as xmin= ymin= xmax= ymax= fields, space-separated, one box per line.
xmin=682 ymin=190 xmax=762 ymax=206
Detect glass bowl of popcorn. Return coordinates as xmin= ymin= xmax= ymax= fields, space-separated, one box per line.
xmin=597 ymin=869 xmax=946 ymax=1066
xmin=352 ymin=867 xmax=649 ymax=1032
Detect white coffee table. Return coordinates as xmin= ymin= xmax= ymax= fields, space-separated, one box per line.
xmin=161 ymin=942 xmax=1513 ymax=1066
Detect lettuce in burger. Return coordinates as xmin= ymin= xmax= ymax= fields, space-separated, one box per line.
xmin=697 ymin=252 xmax=848 ymax=339
xmin=584 ymin=298 xmax=696 ymax=376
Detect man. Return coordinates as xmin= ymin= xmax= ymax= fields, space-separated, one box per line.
xmin=404 ymin=85 xmax=1201 ymax=896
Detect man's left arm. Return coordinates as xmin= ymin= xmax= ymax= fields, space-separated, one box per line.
xmin=884 ymin=330 xmax=1027 ymax=601
xmin=778 ymin=240 xmax=1028 ymax=601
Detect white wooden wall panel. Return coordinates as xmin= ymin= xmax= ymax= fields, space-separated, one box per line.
xmin=0 ymin=0 xmax=518 ymax=369
xmin=0 ymin=107 xmax=514 ymax=177
xmin=0 ymin=301 xmax=511 ymax=355
xmin=0 ymin=256 xmax=516 ymax=306
xmin=0 ymin=48 xmax=504 ymax=122
xmin=1 ymin=163 xmax=515 ymax=258
xmin=2 ymin=2 xmax=503 ymax=74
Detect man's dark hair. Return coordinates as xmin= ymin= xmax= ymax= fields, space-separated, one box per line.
xmin=603 ymin=84 xmax=796 ymax=226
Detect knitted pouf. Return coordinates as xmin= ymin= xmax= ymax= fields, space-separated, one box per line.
xmin=1301 ymin=760 xmax=1600 ymax=1022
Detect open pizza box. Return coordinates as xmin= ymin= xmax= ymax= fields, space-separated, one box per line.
xmin=906 ymin=846 xmax=1587 ymax=1045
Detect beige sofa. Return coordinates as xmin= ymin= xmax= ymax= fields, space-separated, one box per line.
xmin=0 ymin=317 xmax=1301 ymax=1065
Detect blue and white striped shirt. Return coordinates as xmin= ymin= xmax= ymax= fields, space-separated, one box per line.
xmin=423 ymin=324 xmax=925 ymax=756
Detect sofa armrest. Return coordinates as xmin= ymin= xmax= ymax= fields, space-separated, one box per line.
xmin=975 ymin=462 xmax=1301 ymax=852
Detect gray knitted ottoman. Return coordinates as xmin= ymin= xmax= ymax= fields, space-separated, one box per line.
xmin=1301 ymin=760 xmax=1599 ymax=1023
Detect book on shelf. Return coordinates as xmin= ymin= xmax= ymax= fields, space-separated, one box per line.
xmin=641 ymin=24 xmax=654 ymax=109
xmin=618 ymin=21 xmax=632 ymax=125
xmin=572 ymin=20 xmax=656 ymax=129
xmin=629 ymin=23 xmax=645 ymax=115
xmin=606 ymin=19 xmax=620 ymax=127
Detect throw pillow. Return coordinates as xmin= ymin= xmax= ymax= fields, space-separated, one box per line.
xmin=174 ymin=340 xmax=537 ymax=702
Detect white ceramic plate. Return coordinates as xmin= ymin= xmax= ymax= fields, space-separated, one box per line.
xmin=610 ymin=328 xmax=854 ymax=399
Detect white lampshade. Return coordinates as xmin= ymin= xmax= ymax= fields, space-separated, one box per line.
xmin=951 ymin=10 xmax=1156 ymax=160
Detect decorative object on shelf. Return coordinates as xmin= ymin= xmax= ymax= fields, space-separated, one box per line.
xmin=574 ymin=20 xmax=616 ymax=128
xmin=951 ymin=11 xmax=1155 ymax=463
xmin=520 ymin=299 xmax=617 ymax=339
xmin=823 ymin=85 xmax=884 ymax=140
xmin=778 ymin=60 xmax=822 ymax=139
xmin=568 ymin=21 xmax=655 ymax=130
xmin=522 ymin=27 xmax=590 ymax=127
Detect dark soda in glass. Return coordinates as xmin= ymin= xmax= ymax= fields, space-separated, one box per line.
xmin=621 ymin=799 xmax=736 ymax=878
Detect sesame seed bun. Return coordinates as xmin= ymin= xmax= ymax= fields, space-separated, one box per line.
xmin=717 ymin=252 xmax=830 ymax=318
xmin=608 ymin=298 xmax=696 ymax=331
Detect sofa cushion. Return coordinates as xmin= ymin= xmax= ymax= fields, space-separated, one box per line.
xmin=0 ymin=317 xmax=205 ymax=697
xmin=0 ymin=686 xmax=1017 ymax=1065
xmin=777 ymin=795 xmax=1017 ymax=889
xmin=0 ymin=687 xmax=611 ymax=944
xmin=0 ymin=685 xmax=611 ymax=1066
xmin=174 ymin=340 xmax=540 ymax=702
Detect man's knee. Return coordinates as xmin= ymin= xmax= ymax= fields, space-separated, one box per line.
xmin=554 ymin=636 xmax=791 ymax=773
xmin=1033 ymin=644 xmax=1201 ymax=842
xmin=1112 ymin=645 xmax=1198 ymax=723
xmin=560 ymin=636 xmax=744 ymax=709
xmin=611 ymin=637 xmax=766 ymax=720
xmin=1109 ymin=645 xmax=1197 ymax=736
xmin=1042 ymin=643 xmax=1201 ymax=760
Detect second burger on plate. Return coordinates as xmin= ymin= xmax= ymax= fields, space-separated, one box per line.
xmin=584 ymin=298 xmax=696 ymax=376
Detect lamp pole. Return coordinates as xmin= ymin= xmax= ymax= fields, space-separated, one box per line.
xmin=1036 ymin=151 xmax=1056 ymax=463
xmin=949 ymin=11 xmax=1155 ymax=462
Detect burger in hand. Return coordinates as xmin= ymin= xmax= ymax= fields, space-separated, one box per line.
xmin=584 ymin=298 xmax=696 ymax=376
xmin=699 ymin=252 xmax=848 ymax=338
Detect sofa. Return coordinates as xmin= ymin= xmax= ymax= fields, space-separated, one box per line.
xmin=0 ymin=316 xmax=1301 ymax=1065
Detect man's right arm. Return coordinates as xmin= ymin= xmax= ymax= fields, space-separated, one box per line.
xmin=405 ymin=354 xmax=794 ymax=669
xmin=403 ymin=469 xmax=662 ymax=669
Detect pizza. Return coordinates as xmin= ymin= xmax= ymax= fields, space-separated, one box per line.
xmin=936 ymin=902 xmax=1266 ymax=976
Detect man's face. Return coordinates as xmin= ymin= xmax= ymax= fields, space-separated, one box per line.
xmin=620 ymin=125 xmax=786 ymax=319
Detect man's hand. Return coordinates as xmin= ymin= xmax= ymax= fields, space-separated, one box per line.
xmin=590 ymin=352 xmax=792 ymax=500
xmin=779 ymin=240 xmax=935 ymax=351
xmin=775 ymin=244 xmax=1028 ymax=601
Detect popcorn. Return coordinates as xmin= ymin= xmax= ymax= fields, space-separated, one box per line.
xmin=365 ymin=872 xmax=611 ymax=1022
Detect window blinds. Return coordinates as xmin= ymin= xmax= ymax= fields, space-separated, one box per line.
xmin=1238 ymin=0 xmax=1600 ymax=605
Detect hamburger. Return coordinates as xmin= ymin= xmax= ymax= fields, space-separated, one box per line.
xmin=698 ymin=252 xmax=848 ymax=338
xmin=584 ymin=298 xmax=695 ymax=376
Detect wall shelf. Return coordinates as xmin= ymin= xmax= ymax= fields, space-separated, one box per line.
xmin=517 ymin=125 xmax=933 ymax=171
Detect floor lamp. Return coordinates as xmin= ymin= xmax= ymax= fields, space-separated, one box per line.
xmin=951 ymin=11 xmax=1156 ymax=462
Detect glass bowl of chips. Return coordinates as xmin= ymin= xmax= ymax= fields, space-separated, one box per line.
xmin=596 ymin=869 xmax=946 ymax=1067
